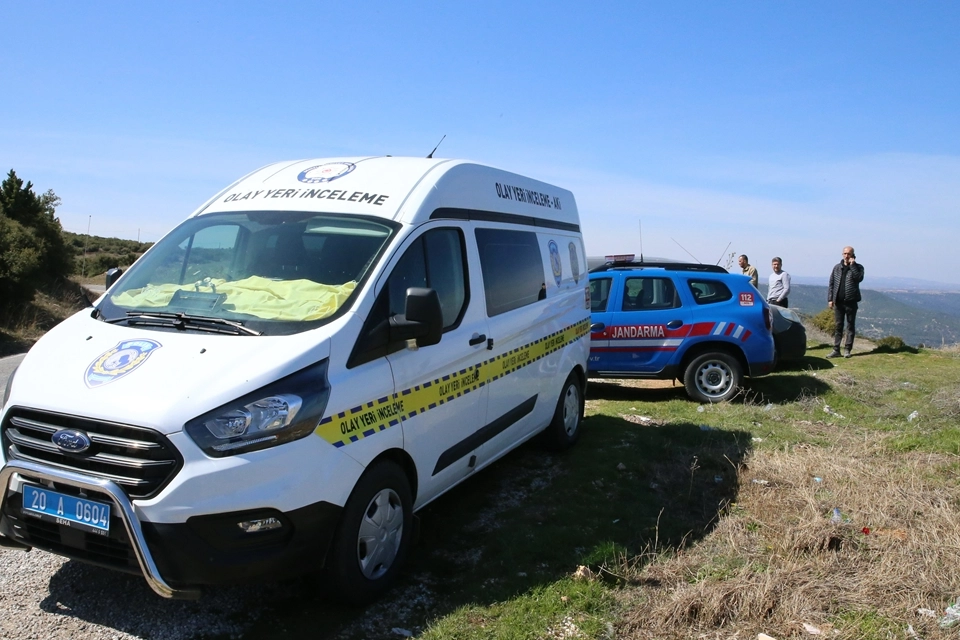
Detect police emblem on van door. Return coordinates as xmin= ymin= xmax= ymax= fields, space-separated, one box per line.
xmin=85 ymin=339 xmax=162 ymax=388
xmin=52 ymin=429 xmax=92 ymax=453
xmin=297 ymin=162 xmax=356 ymax=184
xmin=569 ymin=242 xmax=580 ymax=284
xmin=548 ymin=240 xmax=562 ymax=287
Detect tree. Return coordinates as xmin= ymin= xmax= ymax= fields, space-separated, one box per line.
xmin=0 ymin=170 xmax=75 ymax=303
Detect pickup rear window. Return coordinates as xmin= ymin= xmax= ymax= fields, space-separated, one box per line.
xmin=688 ymin=279 xmax=733 ymax=305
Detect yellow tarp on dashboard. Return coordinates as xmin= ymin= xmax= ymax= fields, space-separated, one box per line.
xmin=111 ymin=276 xmax=356 ymax=321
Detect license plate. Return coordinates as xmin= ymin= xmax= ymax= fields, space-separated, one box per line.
xmin=22 ymin=485 xmax=112 ymax=536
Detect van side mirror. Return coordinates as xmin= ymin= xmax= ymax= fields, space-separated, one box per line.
xmin=105 ymin=267 xmax=124 ymax=289
xmin=389 ymin=287 xmax=443 ymax=347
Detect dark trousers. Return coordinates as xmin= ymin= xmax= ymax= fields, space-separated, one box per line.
xmin=769 ymin=298 xmax=788 ymax=308
xmin=833 ymin=301 xmax=858 ymax=350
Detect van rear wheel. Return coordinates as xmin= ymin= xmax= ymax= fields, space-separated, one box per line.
xmin=541 ymin=372 xmax=584 ymax=450
xmin=328 ymin=461 xmax=412 ymax=604
xmin=683 ymin=352 xmax=742 ymax=403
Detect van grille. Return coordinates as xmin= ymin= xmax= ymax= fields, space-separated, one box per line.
xmin=1 ymin=407 xmax=182 ymax=500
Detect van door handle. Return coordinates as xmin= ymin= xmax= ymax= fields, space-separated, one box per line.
xmin=666 ymin=320 xmax=683 ymax=329
xmin=469 ymin=334 xmax=486 ymax=346
xmin=590 ymin=322 xmax=605 ymax=332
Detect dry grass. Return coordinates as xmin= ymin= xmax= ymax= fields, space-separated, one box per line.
xmin=0 ymin=279 xmax=90 ymax=357
xmin=931 ymin=387 xmax=960 ymax=420
xmin=803 ymin=321 xmax=835 ymax=348
xmin=938 ymin=343 xmax=960 ymax=357
xmin=612 ymin=424 xmax=960 ymax=639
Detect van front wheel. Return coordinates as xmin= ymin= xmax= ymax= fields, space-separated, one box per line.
xmin=542 ymin=372 xmax=584 ymax=450
xmin=328 ymin=461 xmax=413 ymax=604
xmin=683 ymin=352 xmax=742 ymax=403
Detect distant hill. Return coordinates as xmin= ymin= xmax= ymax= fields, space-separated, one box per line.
xmin=63 ymin=231 xmax=152 ymax=277
xmin=760 ymin=284 xmax=960 ymax=347
xmin=789 ymin=275 xmax=960 ymax=292
xmin=879 ymin=291 xmax=960 ymax=320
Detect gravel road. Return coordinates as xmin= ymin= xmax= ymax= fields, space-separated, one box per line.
xmin=0 ymin=547 xmax=288 ymax=640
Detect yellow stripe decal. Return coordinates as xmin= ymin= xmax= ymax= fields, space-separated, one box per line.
xmin=314 ymin=318 xmax=590 ymax=448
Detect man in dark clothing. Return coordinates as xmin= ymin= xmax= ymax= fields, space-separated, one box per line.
xmin=827 ymin=246 xmax=865 ymax=358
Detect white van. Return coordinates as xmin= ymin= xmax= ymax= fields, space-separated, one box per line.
xmin=0 ymin=157 xmax=590 ymax=602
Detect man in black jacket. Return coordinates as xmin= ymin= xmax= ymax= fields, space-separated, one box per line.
xmin=827 ymin=246 xmax=865 ymax=358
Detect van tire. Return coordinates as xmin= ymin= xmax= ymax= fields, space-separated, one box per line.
xmin=683 ymin=352 xmax=741 ymax=403
xmin=328 ymin=461 xmax=413 ymax=604
xmin=542 ymin=372 xmax=584 ymax=450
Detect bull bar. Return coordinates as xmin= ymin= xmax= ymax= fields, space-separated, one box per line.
xmin=0 ymin=459 xmax=199 ymax=599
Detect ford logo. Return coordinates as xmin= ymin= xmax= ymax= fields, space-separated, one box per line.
xmin=52 ymin=429 xmax=92 ymax=453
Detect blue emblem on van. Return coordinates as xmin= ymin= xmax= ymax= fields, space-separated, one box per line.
xmin=52 ymin=429 xmax=92 ymax=453
xmin=297 ymin=162 xmax=356 ymax=184
xmin=548 ymin=240 xmax=562 ymax=287
xmin=85 ymin=339 xmax=162 ymax=388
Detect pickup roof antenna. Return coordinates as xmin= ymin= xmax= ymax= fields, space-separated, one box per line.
xmin=638 ymin=220 xmax=644 ymax=263
xmin=671 ymin=237 xmax=701 ymax=263
xmin=426 ymin=135 xmax=446 ymax=159
xmin=715 ymin=242 xmax=731 ymax=266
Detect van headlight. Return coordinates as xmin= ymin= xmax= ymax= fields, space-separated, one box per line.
xmin=185 ymin=360 xmax=330 ymax=457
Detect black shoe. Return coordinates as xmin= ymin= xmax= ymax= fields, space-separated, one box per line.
xmin=827 ymin=350 xmax=842 ymax=358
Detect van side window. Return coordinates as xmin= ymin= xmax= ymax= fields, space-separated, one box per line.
xmin=589 ymin=277 xmax=612 ymax=312
xmin=387 ymin=229 xmax=467 ymax=328
xmin=348 ymin=228 xmax=467 ymax=368
xmin=688 ymin=279 xmax=732 ymax=305
xmin=475 ymin=229 xmax=544 ymax=317
xmin=622 ymin=277 xmax=680 ymax=310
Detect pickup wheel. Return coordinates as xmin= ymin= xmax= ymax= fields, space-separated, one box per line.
xmin=328 ymin=461 xmax=413 ymax=604
xmin=683 ymin=352 xmax=742 ymax=403
xmin=541 ymin=372 xmax=584 ymax=450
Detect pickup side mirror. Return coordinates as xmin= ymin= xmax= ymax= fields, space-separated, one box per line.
xmin=389 ymin=287 xmax=443 ymax=348
xmin=105 ymin=267 xmax=124 ymax=289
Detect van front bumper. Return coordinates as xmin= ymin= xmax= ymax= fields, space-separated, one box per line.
xmin=0 ymin=459 xmax=341 ymax=598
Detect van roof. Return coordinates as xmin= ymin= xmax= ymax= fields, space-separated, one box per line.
xmin=197 ymin=156 xmax=579 ymax=228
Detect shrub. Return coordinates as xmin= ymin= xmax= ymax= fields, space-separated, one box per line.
xmin=0 ymin=170 xmax=75 ymax=304
xmin=810 ymin=308 xmax=834 ymax=334
xmin=873 ymin=336 xmax=918 ymax=354
xmin=66 ymin=231 xmax=150 ymax=277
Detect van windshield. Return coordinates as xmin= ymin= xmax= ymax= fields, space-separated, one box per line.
xmin=98 ymin=211 xmax=397 ymax=335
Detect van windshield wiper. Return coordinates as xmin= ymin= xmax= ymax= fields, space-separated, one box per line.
xmin=100 ymin=311 xmax=261 ymax=336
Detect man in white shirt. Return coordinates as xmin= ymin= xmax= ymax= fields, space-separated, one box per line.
xmin=768 ymin=257 xmax=790 ymax=307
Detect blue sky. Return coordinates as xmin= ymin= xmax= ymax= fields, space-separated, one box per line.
xmin=3 ymin=2 xmax=959 ymax=285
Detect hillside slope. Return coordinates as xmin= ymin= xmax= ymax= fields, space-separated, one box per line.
xmin=761 ymin=283 xmax=960 ymax=347
xmin=881 ymin=290 xmax=960 ymax=319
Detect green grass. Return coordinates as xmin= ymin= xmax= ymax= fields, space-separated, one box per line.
xmin=236 ymin=338 xmax=960 ymax=638
xmin=419 ymin=580 xmax=614 ymax=640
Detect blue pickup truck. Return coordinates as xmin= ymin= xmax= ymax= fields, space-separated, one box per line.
xmin=588 ymin=260 xmax=776 ymax=402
